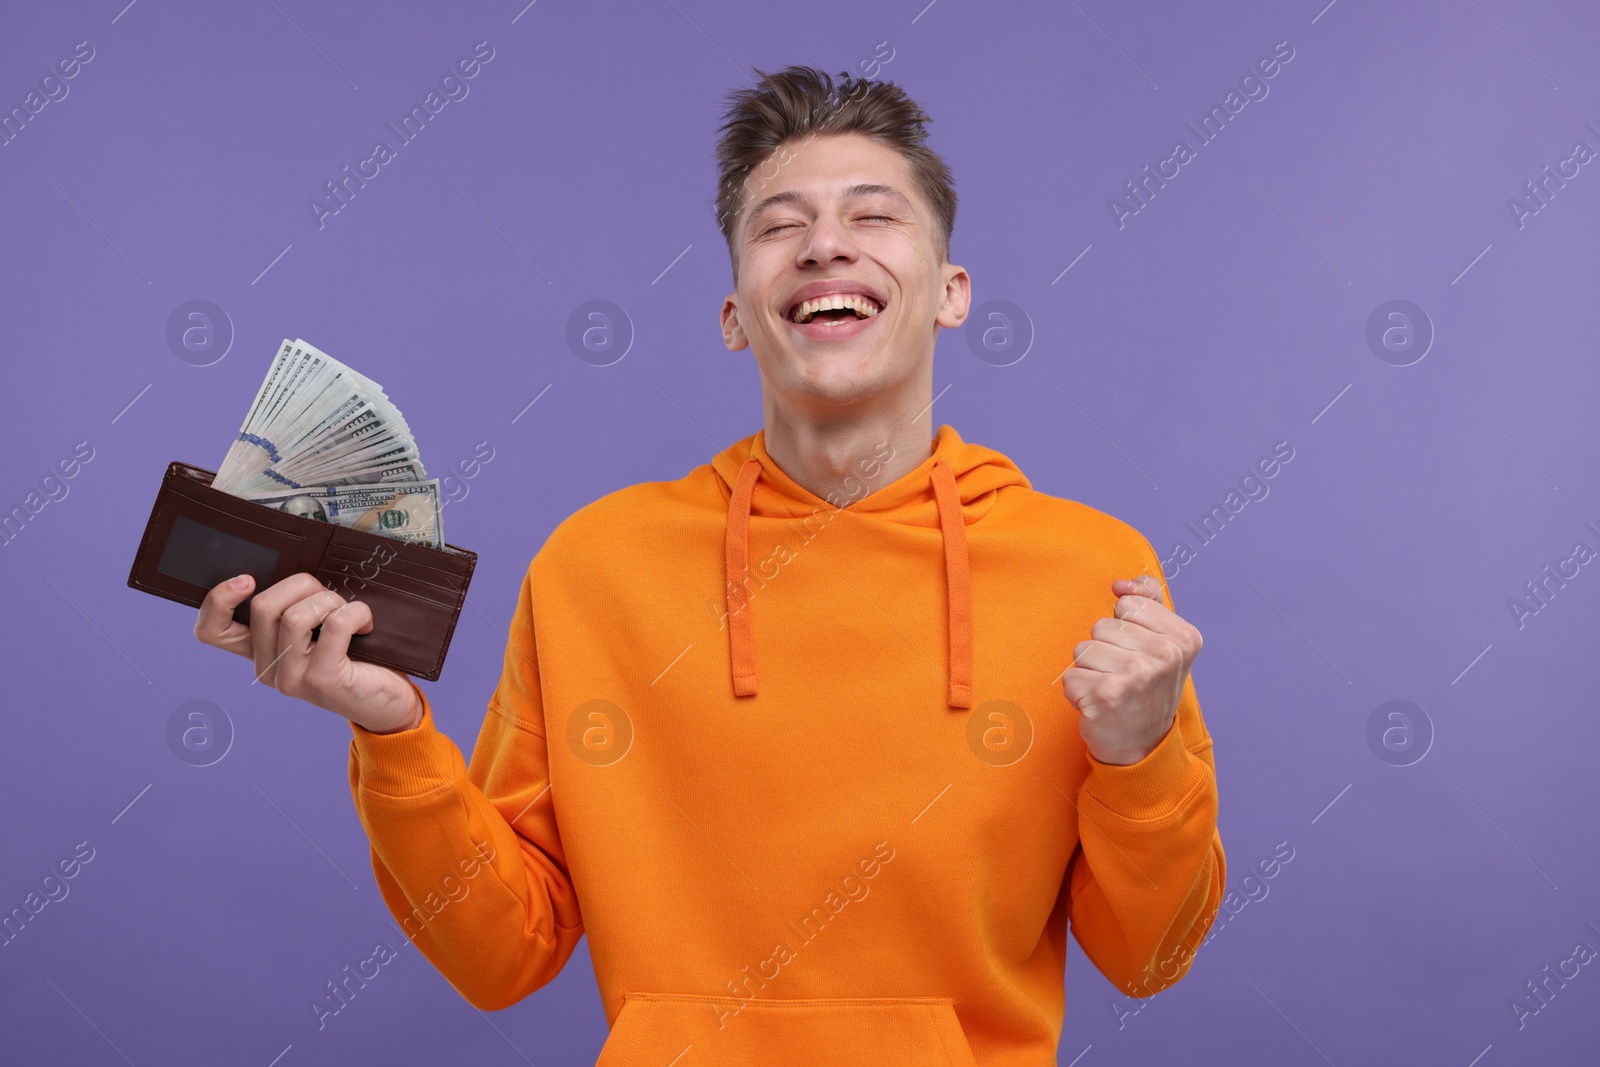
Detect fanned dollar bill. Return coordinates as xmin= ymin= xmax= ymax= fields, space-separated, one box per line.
xmin=242 ymin=481 xmax=444 ymax=548
xmin=214 ymin=339 xmax=443 ymax=545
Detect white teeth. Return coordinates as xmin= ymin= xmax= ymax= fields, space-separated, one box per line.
xmin=790 ymin=293 xmax=883 ymax=323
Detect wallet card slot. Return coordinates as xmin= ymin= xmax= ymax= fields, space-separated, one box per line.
xmin=321 ymin=542 xmax=464 ymax=596
xmin=135 ymin=496 xmax=308 ymax=599
xmin=156 ymin=513 xmax=284 ymax=591
xmin=319 ymin=555 xmax=459 ymax=602
xmin=326 ymin=525 xmax=471 ymax=582
xmin=341 ymin=578 xmax=463 ymax=677
xmin=173 ymin=494 xmax=327 ymax=575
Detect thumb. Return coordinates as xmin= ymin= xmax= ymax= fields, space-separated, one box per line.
xmin=196 ymin=573 xmax=256 ymax=647
xmin=334 ymin=598 xmax=375 ymax=635
xmin=222 ymin=572 xmax=255 ymax=605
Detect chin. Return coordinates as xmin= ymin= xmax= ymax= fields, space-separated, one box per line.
xmin=787 ymin=360 xmax=893 ymax=404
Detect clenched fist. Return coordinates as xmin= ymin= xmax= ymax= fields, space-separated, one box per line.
xmin=194 ymin=572 xmax=423 ymax=734
xmin=1063 ymin=573 xmax=1203 ymax=766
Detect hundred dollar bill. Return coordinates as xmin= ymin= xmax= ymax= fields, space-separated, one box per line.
xmin=243 ymin=479 xmax=444 ymax=547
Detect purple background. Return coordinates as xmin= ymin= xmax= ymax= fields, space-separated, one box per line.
xmin=3 ymin=0 xmax=1597 ymax=1063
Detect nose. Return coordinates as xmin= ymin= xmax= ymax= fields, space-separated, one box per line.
xmin=796 ymin=211 xmax=859 ymax=267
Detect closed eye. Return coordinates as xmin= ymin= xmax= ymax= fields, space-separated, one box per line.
xmin=759 ymin=216 xmax=897 ymax=237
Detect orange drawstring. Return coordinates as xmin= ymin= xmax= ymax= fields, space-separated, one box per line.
xmin=725 ymin=457 xmax=762 ymax=697
xmin=931 ymin=457 xmax=973 ymax=709
xmin=725 ymin=453 xmax=974 ymax=709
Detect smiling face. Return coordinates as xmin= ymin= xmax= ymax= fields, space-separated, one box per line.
xmin=720 ymin=132 xmax=969 ymax=418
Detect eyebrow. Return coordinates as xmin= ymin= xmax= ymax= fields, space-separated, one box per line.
xmin=744 ymin=183 xmax=914 ymax=234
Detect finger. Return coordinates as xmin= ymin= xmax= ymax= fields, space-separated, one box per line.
xmin=1113 ymin=588 xmax=1179 ymax=635
xmin=1113 ymin=575 xmax=1164 ymax=601
xmin=1091 ymin=613 xmax=1172 ymax=658
xmin=247 ymin=573 xmax=326 ymax=687
xmin=1113 ymin=573 xmax=1165 ymax=602
xmin=196 ymin=574 xmax=256 ymax=656
xmin=304 ymin=598 xmax=374 ymax=685
xmin=1061 ymin=665 xmax=1112 ymax=716
xmin=1112 ymin=591 xmax=1202 ymax=661
xmin=1069 ymin=636 xmax=1142 ymax=675
xmin=273 ymin=589 xmax=351 ymax=694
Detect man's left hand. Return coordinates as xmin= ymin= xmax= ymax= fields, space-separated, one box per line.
xmin=1063 ymin=573 xmax=1204 ymax=766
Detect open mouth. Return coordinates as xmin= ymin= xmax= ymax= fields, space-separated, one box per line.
xmin=787 ymin=294 xmax=885 ymax=326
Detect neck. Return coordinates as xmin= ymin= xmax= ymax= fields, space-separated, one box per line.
xmin=759 ymin=377 xmax=935 ymax=507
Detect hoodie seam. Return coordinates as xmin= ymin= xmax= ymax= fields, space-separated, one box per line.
xmin=487 ymin=698 xmax=548 ymax=739
xmin=1080 ymin=763 xmax=1212 ymax=826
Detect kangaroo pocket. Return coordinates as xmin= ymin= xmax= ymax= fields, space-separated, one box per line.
xmin=596 ymin=993 xmax=980 ymax=1067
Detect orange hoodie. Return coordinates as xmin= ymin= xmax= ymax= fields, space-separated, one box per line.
xmin=346 ymin=423 xmax=1224 ymax=1066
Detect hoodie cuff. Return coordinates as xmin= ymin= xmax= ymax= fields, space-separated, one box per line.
xmin=348 ymin=680 xmax=458 ymax=796
xmin=1081 ymin=715 xmax=1209 ymax=822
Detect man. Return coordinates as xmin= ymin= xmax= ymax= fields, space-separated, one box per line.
xmin=273 ymin=494 xmax=328 ymax=522
xmin=195 ymin=65 xmax=1223 ymax=1065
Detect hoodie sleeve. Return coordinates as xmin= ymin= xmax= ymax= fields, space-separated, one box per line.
xmin=1065 ymin=547 xmax=1225 ymax=998
xmin=345 ymin=561 xmax=584 ymax=1011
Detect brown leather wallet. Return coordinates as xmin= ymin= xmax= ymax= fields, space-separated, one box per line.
xmin=127 ymin=461 xmax=477 ymax=681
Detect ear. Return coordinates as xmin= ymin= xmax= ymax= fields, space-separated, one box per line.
xmin=721 ymin=293 xmax=749 ymax=351
xmin=934 ymin=263 xmax=971 ymax=329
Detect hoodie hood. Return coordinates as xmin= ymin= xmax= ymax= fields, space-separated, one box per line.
xmin=710 ymin=423 xmax=1031 ymax=710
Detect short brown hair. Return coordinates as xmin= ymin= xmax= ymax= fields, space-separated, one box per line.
xmin=712 ymin=65 xmax=958 ymax=279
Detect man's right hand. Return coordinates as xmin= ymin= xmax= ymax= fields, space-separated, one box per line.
xmin=194 ymin=572 xmax=423 ymax=734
